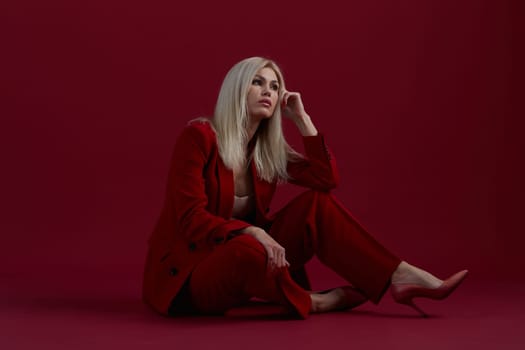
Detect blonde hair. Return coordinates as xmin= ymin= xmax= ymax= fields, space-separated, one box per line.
xmin=209 ymin=57 xmax=302 ymax=183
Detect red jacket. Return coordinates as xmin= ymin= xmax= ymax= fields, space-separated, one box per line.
xmin=142 ymin=119 xmax=339 ymax=314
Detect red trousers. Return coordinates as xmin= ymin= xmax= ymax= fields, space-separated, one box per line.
xmin=177 ymin=190 xmax=401 ymax=318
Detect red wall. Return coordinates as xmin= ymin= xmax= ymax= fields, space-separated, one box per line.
xmin=0 ymin=0 xmax=520 ymax=287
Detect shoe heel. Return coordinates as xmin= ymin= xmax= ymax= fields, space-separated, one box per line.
xmin=404 ymin=299 xmax=428 ymax=318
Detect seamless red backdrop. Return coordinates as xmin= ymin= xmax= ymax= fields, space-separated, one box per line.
xmin=0 ymin=0 xmax=521 ymax=292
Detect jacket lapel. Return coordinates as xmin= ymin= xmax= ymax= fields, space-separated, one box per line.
xmin=215 ymin=135 xmax=275 ymax=222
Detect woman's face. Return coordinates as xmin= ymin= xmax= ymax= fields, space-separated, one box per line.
xmin=246 ymin=67 xmax=280 ymax=122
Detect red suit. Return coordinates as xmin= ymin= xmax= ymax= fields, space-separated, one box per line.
xmin=142 ymin=120 xmax=401 ymax=318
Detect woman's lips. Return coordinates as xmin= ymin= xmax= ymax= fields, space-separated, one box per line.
xmin=259 ymin=100 xmax=272 ymax=107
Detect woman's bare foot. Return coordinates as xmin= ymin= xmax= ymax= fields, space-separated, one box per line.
xmin=310 ymin=288 xmax=347 ymax=313
xmin=310 ymin=287 xmax=367 ymax=313
xmin=391 ymin=261 xmax=443 ymax=289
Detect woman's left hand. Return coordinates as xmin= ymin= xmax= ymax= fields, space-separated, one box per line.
xmin=281 ymin=90 xmax=307 ymax=122
xmin=281 ymin=90 xmax=318 ymax=136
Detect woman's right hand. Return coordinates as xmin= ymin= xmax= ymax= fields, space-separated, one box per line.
xmin=241 ymin=226 xmax=290 ymax=270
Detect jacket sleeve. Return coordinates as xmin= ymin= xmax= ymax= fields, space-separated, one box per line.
xmin=286 ymin=133 xmax=340 ymax=191
xmin=167 ymin=124 xmax=251 ymax=245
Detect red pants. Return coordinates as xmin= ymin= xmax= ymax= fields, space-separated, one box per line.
xmin=180 ymin=190 xmax=401 ymax=318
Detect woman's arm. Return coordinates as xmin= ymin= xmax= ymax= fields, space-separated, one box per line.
xmin=282 ymin=91 xmax=340 ymax=190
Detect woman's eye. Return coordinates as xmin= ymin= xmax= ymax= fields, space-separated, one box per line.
xmin=271 ymin=84 xmax=279 ymax=91
xmin=252 ymin=79 xmax=262 ymax=85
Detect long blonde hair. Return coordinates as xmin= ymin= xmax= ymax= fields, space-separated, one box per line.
xmin=209 ymin=57 xmax=302 ymax=183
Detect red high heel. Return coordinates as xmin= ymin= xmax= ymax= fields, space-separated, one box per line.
xmin=390 ymin=269 xmax=469 ymax=317
xmin=319 ymin=285 xmax=368 ymax=311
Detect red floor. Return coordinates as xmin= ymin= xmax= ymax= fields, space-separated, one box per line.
xmin=2 ymin=265 xmax=524 ymax=350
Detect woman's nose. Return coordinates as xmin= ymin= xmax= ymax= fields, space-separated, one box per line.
xmin=262 ymin=86 xmax=271 ymax=96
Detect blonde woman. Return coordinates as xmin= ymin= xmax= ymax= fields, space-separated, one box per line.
xmin=142 ymin=57 xmax=468 ymax=318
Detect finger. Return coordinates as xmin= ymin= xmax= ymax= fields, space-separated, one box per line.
xmin=266 ymin=248 xmax=275 ymax=270
xmin=290 ymin=93 xmax=302 ymax=108
xmin=274 ymin=250 xmax=281 ymax=268
xmin=278 ymin=248 xmax=286 ymax=268
xmin=280 ymin=249 xmax=286 ymax=268
xmin=271 ymin=247 xmax=280 ymax=268
xmin=283 ymin=92 xmax=290 ymax=106
xmin=276 ymin=251 xmax=282 ymax=268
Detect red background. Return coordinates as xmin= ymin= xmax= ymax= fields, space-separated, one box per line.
xmin=0 ymin=0 xmax=521 ymax=293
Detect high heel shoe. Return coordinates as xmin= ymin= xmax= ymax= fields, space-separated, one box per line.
xmin=390 ymin=269 xmax=469 ymax=317
xmin=318 ymin=285 xmax=368 ymax=311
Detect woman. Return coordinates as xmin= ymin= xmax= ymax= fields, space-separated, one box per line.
xmin=142 ymin=57 xmax=468 ymax=319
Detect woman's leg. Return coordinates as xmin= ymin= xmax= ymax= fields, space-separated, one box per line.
xmin=187 ymin=234 xmax=311 ymax=318
xmin=269 ymin=189 xmax=402 ymax=304
xmin=268 ymin=189 xmax=468 ymax=312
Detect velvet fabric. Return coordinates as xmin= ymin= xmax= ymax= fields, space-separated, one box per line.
xmin=142 ymin=119 xmax=339 ymax=315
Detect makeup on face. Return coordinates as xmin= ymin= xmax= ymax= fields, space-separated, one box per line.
xmin=247 ymin=67 xmax=280 ymax=119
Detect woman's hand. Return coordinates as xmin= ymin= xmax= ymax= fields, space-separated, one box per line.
xmin=242 ymin=226 xmax=290 ymax=270
xmin=281 ymin=90 xmax=318 ymax=136
xmin=281 ymin=90 xmax=307 ymax=122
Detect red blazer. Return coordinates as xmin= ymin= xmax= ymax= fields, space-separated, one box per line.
xmin=142 ymin=119 xmax=339 ymax=314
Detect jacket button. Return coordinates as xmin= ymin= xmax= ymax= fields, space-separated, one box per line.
xmin=169 ymin=267 xmax=178 ymax=276
xmin=214 ymin=236 xmax=224 ymax=244
xmin=188 ymin=242 xmax=196 ymax=251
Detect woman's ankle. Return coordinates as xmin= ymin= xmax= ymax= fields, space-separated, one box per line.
xmin=310 ymin=293 xmax=322 ymax=313
xmin=391 ymin=261 xmax=410 ymax=284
